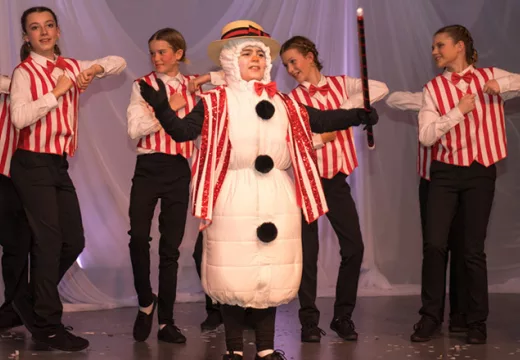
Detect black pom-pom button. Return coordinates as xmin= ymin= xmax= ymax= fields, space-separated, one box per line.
xmin=257 ymin=222 xmax=278 ymax=243
xmin=255 ymin=155 xmax=274 ymax=173
xmin=256 ymin=100 xmax=275 ymax=120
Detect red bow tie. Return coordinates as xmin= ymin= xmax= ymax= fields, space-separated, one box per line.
xmin=46 ymin=56 xmax=67 ymax=74
xmin=451 ymin=72 xmax=473 ymax=85
xmin=309 ymin=83 xmax=331 ymax=97
xmin=254 ymin=81 xmax=277 ymax=98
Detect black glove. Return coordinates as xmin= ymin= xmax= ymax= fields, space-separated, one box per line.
xmin=356 ymin=106 xmax=379 ymax=127
xmin=139 ymin=79 xmax=170 ymax=115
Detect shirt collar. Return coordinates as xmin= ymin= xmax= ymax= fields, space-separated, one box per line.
xmin=157 ymin=71 xmax=185 ymax=86
xmin=443 ymin=64 xmax=474 ymax=79
xmin=30 ymin=51 xmax=58 ymax=67
xmin=301 ymin=74 xmax=327 ymax=91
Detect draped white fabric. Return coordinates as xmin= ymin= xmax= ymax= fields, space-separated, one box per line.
xmin=1 ymin=0 xmax=520 ymax=311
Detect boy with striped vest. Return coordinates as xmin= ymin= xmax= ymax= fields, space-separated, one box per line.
xmin=127 ymin=27 xmax=223 ymax=344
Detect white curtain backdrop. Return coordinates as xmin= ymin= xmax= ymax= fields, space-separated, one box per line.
xmin=1 ymin=0 xmax=520 ymax=311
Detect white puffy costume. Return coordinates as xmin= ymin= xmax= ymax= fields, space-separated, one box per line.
xmin=195 ymin=38 xmax=327 ymax=309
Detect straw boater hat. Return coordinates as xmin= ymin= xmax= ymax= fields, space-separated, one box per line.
xmin=207 ymin=20 xmax=281 ymax=65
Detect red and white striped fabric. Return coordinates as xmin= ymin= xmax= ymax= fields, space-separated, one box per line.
xmin=192 ymin=87 xmax=327 ymax=226
xmin=289 ymin=75 xmax=357 ymax=178
xmin=425 ymin=67 xmax=507 ymax=166
xmin=0 ymin=93 xmax=17 ymax=177
xmin=137 ymin=72 xmax=197 ymax=159
xmin=15 ymin=56 xmax=81 ymax=156
xmin=417 ymin=143 xmax=432 ymax=180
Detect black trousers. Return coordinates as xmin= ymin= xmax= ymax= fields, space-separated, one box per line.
xmin=193 ymin=231 xmax=221 ymax=315
xmin=128 ymin=153 xmax=190 ymax=325
xmin=221 ymin=305 xmax=276 ymax=352
xmin=298 ymin=172 xmax=364 ymax=325
xmin=420 ymin=161 xmax=495 ymax=325
xmin=419 ymin=177 xmax=467 ymax=320
xmin=0 ymin=175 xmax=31 ymax=307
xmin=10 ymin=150 xmax=85 ymax=332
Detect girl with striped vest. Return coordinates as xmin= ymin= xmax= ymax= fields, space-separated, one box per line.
xmin=139 ymin=19 xmax=378 ymax=360
xmin=279 ymin=35 xmax=388 ymax=343
xmin=0 ymin=75 xmax=33 ymax=332
xmin=127 ymin=27 xmax=224 ymax=344
xmin=9 ymin=6 xmax=126 ymax=352
xmin=411 ymin=25 xmax=520 ymax=344
xmin=386 ymin=91 xmax=468 ymax=333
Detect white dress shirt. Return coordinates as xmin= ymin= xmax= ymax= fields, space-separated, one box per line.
xmin=10 ymin=51 xmax=126 ymax=130
xmin=419 ymin=65 xmax=520 ymax=147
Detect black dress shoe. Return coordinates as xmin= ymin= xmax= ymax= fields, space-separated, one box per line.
xmin=201 ymin=310 xmax=223 ymax=331
xmin=301 ymin=323 xmax=325 ymax=342
xmin=254 ymin=350 xmax=287 ymax=359
xmin=133 ymin=294 xmax=157 ymax=342
xmin=330 ymin=317 xmax=358 ymax=341
xmin=410 ymin=316 xmax=440 ymax=342
xmin=158 ymin=323 xmax=186 ymax=343
xmin=32 ymin=325 xmax=89 ymax=352
xmin=466 ymin=322 xmax=486 ymax=344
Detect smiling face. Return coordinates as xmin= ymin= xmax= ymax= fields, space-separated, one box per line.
xmin=431 ymin=32 xmax=464 ymax=69
xmin=23 ymin=11 xmax=60 ymax=59
xmin=149 ymin=39 xmax=183 ymax=76
xmin=281 ymin=48 xmax=316 ymax=84
xmin=238 ymin=45 xmax=267 ymax=81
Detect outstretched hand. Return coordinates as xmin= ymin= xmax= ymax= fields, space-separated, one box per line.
xmin=139 ymin=79 xmax=169 ymax=115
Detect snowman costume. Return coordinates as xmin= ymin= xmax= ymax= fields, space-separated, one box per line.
xmin=198 ymin=37 xmax=327 ymax=309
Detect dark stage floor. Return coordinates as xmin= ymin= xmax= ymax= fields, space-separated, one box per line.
xmin=1 ymin=294 xmax=520 ymax=359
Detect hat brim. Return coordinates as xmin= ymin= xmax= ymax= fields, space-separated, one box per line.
xmin=207 ymin=36 xmax=281 ymax=65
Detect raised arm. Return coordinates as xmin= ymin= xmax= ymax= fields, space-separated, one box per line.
xmin=484 ymin=67 xmax=520 ymax=101
xmin=78 ymin=56 xmax=126 ymax=78
xmin=386 ymin=91 xmax=422 ymax=112
xmin=139 ymin=79 xmax=203 ymax=142
xmin=306 ymin=105 xmax=378 ymax=133
xmin=340 ymin=76 xmax=389 ymax=109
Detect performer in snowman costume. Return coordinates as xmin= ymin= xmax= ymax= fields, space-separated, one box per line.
xmin=139 ymin=20 xmax=378 ymax=360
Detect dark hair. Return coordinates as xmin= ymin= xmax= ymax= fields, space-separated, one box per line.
xmin=20 ymin=6 xmax=61 ymax=62
xmin=435 ymin=25 xmax=478 ymax=65
xmin=148 ymin=28 xmax=187 ymax=63
xmin=279 ymin=35 xmax=323 ymax=71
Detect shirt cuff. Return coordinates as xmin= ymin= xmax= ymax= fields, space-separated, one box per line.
xmin=44 ymin=92 xmax=59 ymax=109
xmin=210 ymin=71 xmax=226 ymax=86
xmin=312 ymin=134 xmax=325 ymax=149
xmin=496 ymin=76 xmax=511 ymax=93
xmin=440 ymin=107 xmax=465 ymax=132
